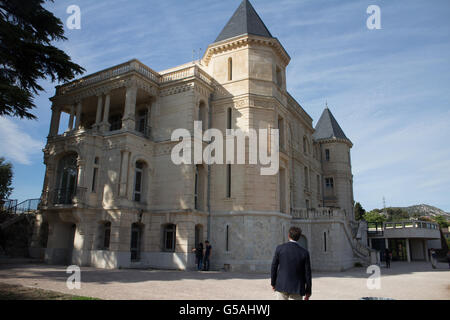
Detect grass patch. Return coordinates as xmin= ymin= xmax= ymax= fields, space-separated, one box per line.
xmin=0 ymin=282 xmax=100 ymax=300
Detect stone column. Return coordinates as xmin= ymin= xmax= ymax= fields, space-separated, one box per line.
xmin=68 ymin=105 xmax=75 ymax=131
xmin=385 ymin=238 xmax=389 ymax=249
xmin=95 ymin=94 xmax=103 ymax=129
xmin=424 ymin=239 xmax=429 ymax=262
xmin=48 ymin=106 xmax=61 ymax=137
xmin=74 ymin=101 xmax=82 ymax=130
xmin=122 ymin=83 xmax=137 ymax=131
xmin=405 ymin=238 xmax=411 ymax=262
xmin=119 ymin=150 xmax=130 ymax=198
xmin=100 ymin=93 xmax=111 ymax=132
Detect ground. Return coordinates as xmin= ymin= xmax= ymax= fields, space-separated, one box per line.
xmin=0 ymin=261 xmax=449 ymax=300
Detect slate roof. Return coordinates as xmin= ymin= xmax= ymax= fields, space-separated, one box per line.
xmin=313 ymin=108 xmax=351 ymax=143
xmin=215 ymin=0 xmax=273 ymax=43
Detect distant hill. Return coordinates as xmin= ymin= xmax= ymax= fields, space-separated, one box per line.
xmin=391 ymin=204 xmax=450 ymax=218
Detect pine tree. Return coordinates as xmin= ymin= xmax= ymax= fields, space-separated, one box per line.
xmin=0 ymin=0 xmax=84 ymax=119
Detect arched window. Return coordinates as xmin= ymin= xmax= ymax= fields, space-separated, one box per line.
xmin=134 ymin=161 xmax=145 ymax=202
xmin=228 ymin=57 xmax=233 ymax=81
xmin=163 ymin=224 xmax=176 ymax=252
xmin=55 ymin=153 xmax=78 ymax=204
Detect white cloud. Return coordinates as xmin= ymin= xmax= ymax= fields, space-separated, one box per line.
xmin=0 ymin=118 xmax=44 ymax=165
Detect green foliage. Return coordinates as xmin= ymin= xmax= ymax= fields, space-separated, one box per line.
xmin=354 ymin=202 xmax=366 ymax=221
xmin=0 ymin=157 xmax=13 ymax=200
xmin=0 ymin=0 xmax=85 ymax=119
xmin=385 ymin=208 xmax=410 ymax=222
xmin=434 ymin=215 xmax=449 ymax=229
xmin=363 ymin=210 xmax=387 ymax=223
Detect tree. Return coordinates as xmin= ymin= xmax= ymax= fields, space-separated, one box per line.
xmin=433 ymin=215 xmax=449 ymax=229
xmin=0 ymin=0 xmax=84 ymax=119
xmin=0 ymin=157 xmax=13 ymax=200
xmin=354 ymin=202 xmax=366 ymax=221
xmin=363 ymin=210 xmax=387 ymax=224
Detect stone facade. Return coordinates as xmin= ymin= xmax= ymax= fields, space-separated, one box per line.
xmin=30 ymin=0 xmax=373 ymax=272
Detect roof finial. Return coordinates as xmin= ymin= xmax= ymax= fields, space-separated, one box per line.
xmin=325 ymin=100 xmax=328 ymax=109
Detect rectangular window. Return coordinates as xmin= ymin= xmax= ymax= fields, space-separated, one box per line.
xmin=91 ymin=167 xmax=98 ymax=192
xmin=324 ymin=232 xmax=327 ymax=252
xmin=317 ymin=175 xmax=320 ymax=195
xmin=325 ymin=178 xmax=334 ymax=189
xmin=103 ymin=224 xmax=111 ymax=250
xmin=304 ymin=167 xmax=309 ymax=189
xmin=325 ymin=149 xmax=330 ymax=161
xmin=278 ymin=116 xmax=284 ymax=149
xmin=226 ymin=225 xmax=229 ymax=252
xmin=226 ymin=164 xmax=231 ymax=198
xmin=134 ymin=170 xmax=142 ymax=202
xmin=227 ymin=108 xmax=232 ymax=130
xmin=194 ymin=166 xmax=199 ymax=210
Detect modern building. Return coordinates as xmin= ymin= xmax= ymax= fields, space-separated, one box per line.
xmin=30 ymin=0 xmax=373 ymax=272
xmin=368 ymin=221 xmax=441 ymax=262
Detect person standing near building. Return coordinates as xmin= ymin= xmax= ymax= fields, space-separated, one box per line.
xmin=192 ymin=242 xmax=204 ymax=271
xmin=384 ymin=248 xmax=391 ymax=268
xmin=271 ymin=227 xmax=312 ymax=300
xmin=203 ymin=240 xmax=212 ymax=271
xmin=430 ymin=249 xmax=437 ymax=269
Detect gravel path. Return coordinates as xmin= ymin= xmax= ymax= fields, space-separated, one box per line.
xmin=0 ymin=261 xmax=448 ymax=300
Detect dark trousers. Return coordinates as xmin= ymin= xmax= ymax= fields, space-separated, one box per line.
xmin=197 ymin=256 xmax=203 ymax=270
xmin=386 ymin=259 xmax=390 ymax=268
xmin=203 ymin=256 xmax=210 ymax=271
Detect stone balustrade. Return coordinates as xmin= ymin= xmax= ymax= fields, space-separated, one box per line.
xmin=291 ymin=207 xmax=347 ymax=220
xmin=56 ymin=60 xmax=213 ymax=96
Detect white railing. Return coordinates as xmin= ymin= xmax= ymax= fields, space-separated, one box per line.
xmin=383 ymin=221 xmax=439 ymax=230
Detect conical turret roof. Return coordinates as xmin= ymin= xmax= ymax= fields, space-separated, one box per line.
xmin=313 ymin=107 xmax=352 ymax=144
xmin=215 ymin=0 xmax=273 ymax=43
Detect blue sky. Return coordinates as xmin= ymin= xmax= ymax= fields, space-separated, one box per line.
xmin=1 ymin=0 xmax=450 ymax=212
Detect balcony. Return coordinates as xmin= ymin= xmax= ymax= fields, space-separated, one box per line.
xmin=45 ymin=187 xmax=87 ymax=207
xmin=291 ymin=207 xmax=347 ymax=220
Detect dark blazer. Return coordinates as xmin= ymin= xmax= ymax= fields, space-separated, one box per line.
xmin=271 ymin=241 xmax=312 ymax=296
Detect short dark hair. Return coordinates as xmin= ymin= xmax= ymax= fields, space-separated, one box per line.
xmin=289 ymin=227 xmax=302 ymax=241
xmin=205 ymin=240 xmax=210 ymax=244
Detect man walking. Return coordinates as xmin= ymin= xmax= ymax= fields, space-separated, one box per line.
xmin=271 ymin=227 xmax=312 ymax=300
xmin=203 ymin=240 xmax=212 ymax=271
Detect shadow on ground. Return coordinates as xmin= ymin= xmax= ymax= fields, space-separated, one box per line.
xmin=0 ymin=260 xmax=448 ymax=286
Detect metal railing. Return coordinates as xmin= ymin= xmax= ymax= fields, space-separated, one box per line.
xmin=0 ymin=199 xmax=39 ymax=214
xmin=0 ymin=199 xmax=18 ymax=213
xmin=51 ymin=187 xmax=86 ymax=205
xmin=136 ymin=125 xmax=151 ymax=138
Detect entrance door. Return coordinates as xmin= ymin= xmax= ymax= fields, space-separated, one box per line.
xmin=67 ymin=224 xmax=76 ymax=265
xmin=130 ymin=223 xmax=142 ymax=261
